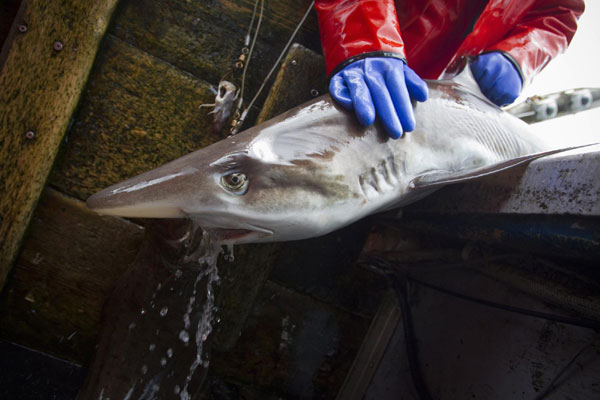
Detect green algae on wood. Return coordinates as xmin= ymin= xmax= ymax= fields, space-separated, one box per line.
xmin=49 ymin=35 xmax=219 ymax=201
xmin=0 ymin=188 xmax=144 ymax=364
xmin=0 ymin=0 xmax=120 ymax=292
xmin=111 ymin=0 xmax=320 ymax=108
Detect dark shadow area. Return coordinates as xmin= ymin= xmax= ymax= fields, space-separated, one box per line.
xmin=0 ymin=339 xmax=85 ymax=400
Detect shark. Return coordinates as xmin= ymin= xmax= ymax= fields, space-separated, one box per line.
xmin=86 ymin=71 xmax=580 ymax=244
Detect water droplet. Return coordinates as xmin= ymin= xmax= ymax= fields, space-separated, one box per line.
xmin=167 ymin=348 xmax=173 ymax=358
xmin=174 ymin=385 xmax=181 ymax=395
xmin=202 ymin=360 xmax=210 ymax=368
xmin=224 ymin=243 xmax=235 ymax=262
xmin=140 ymin=308 xmax=146 ymax=315
xmin=160 ymin=357 xmax=167 ymax=366
xmin=156 ymin=283 xmax=162 ymax=291
xmin=179 ymin=330 xmax=189 ymax=344
xmin=175 ymin=269 xmax=183 ymax=278
xmin=181 ymin=389 xmax=190 ymax=400
xmin=128 ymin=322 xmax=136 ymax=330
xmin=160 ymin=306 xmax=168 ymax=317
xmin=201 ymin=334 xmax=208 ymax=342
xmin=141 ymin=364 xmax=148 ymax=374
xmin=149 ymin=343 xmax=156 ymax=351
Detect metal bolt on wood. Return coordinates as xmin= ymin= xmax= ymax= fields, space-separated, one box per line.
xmin=53 ymin=41 xmax=64 ymax=51
xmin=24 ymin=131 xmax=35 ymax=140
xmin=18 ymin=24 xmax=28 ymax=33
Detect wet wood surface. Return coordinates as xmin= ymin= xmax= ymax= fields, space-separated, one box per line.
xmin=211 ymin=280 xmax=370 ymax=399
xmin=0 ymin=0 xmax=119 ymax=292
xmin=0 ymin=0 xmax=384 ymax=396
xmin=0 ymin=188 xmax=144 ymax=363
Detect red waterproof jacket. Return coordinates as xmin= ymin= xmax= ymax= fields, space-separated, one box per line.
xmin=315 ymin=0 xmax=584 ymax=86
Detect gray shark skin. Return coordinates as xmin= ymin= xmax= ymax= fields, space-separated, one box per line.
xmin=86 ymin=76 xmax=564 ymax=244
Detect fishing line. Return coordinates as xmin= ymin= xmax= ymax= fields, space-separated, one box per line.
xmin=237 ymin=0 xmax=264 ymax=114
xmin=410 ymin=277 xmax=600 ymax=330
xmin=245 ymin=0 xmax=260 ymax=45
xmin=364 ymin=258 xmax=600 ymax=400
xmin=232 ymin=0 xmax=316 ymax=134
xmin=362 ymin=255 xmax=600 ymax=330
xmin=390 ymin=272 xmax=434 ymax=400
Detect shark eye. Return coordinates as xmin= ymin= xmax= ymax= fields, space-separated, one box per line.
xmin=221 ymin=173 xmax=248 ymax=195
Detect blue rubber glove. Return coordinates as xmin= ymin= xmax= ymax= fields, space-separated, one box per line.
xmin=470 ymin=52 xmax=523 ymax=106
xmin=329 ymin=57 xmax=429 ymax=139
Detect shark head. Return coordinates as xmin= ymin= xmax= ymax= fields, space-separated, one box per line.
xmin=87 ymin=98 xmax=364 ymax=244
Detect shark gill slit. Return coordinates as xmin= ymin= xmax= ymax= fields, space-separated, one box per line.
xmin=386 ymin=154 xmax=399 ymax=182
xmin=358 ymin=155 xmax=399 ymax=200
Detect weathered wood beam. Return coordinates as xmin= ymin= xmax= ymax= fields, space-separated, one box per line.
xmin=256 ymin=43 xmax=328 ymax=124
xmin=0 ymin=0 xmax=120 ymax=292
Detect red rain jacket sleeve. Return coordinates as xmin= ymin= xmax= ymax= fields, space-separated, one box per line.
xmin=314 ymin=0 xmax=406 ymax=76
xmin=485 ymin=0 xmax=584 ymax=85
xmin=315 ymin=0 xmax=584 ymax=84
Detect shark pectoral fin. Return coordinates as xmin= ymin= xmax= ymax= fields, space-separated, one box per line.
xmin=409 ymin=144 xmax=598 ymax=189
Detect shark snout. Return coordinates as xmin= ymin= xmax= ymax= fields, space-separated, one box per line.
xmin=86 ymin=163 xmax=203 ymax=218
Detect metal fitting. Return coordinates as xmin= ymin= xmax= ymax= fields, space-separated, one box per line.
xmin=53 ymin=41 xmax=64 ymax=51
xmin=18 ymin=24 xmax=28 ymax=33
xmin=25 ymin=131 xmax=35 ymax=140
xmin=310 ymin=89 xmax=319 ymax=97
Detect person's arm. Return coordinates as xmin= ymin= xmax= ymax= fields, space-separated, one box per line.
xmin=487 ymin=0 xmax=584 ymax=86
xmin=470 ymin=0 xmax=584 ymax=106
xmin=315 ymin=0 xmax=406 ymax=76
xmin=315 ymin=0 xmax=428 ymax=139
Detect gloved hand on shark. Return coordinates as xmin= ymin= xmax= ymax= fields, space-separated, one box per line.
xmin=329 ymin=52 xmax=521 ymax=139
xmin=86 ymin=0 xmax=586 ymax=246
xmin=317 ymin=0 xmax=581 ymax=140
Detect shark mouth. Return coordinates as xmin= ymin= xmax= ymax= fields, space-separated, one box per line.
xmin=205 ymin=225 xmax=273 ymax=244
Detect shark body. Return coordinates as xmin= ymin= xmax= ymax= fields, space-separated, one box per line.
xmin=87 ymin=75 xmax=562 ymax=244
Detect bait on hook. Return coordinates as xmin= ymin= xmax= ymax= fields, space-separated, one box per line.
xmin=198 ymin=80 xmax=239 ymax=134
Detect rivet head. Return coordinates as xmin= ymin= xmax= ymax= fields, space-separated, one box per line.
xmin=310 ymin=89 xmax=319 ymax=97
xmin=53 ymin=41 xmax=63 ymax=51
xmin=18 ymin=24 xmax=28 ymax=33
xmin=25 ymin=131 xmax=35 ymax=140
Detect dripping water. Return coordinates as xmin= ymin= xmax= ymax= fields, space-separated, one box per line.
xmin=83 ymin=219 xmax=235 ymax=400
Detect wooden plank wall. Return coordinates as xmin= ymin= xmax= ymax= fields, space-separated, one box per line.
xmin=0 ymin=1 xmax=388 ymax=398
xmin=0 ymin=0 xmax=120 ymax=292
